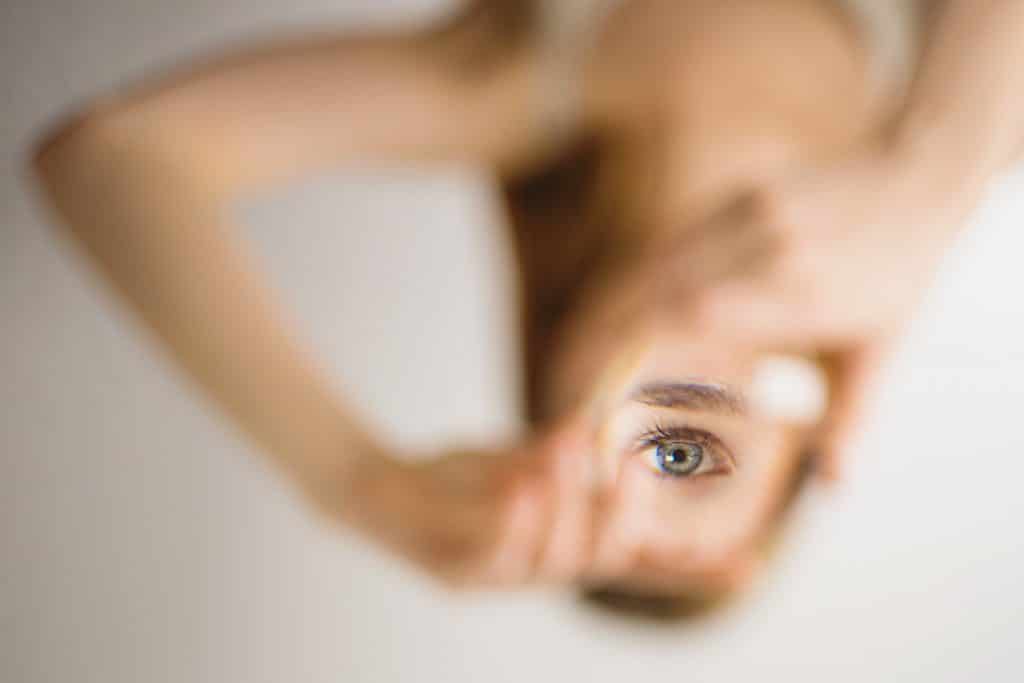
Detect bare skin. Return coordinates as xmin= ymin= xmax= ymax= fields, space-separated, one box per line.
xmin=30 ymin=0 xmax=1024 ymax=590
xmin=507 ymin=0 xmax=873 ymax=421
xmin=620 ymin=0 xmax=1024 ymax=475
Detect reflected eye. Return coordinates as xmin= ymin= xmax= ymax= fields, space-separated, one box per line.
xmin=637 ymin=426 xmax=735 ymax=479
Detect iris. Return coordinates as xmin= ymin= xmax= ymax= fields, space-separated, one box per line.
xmin=655 ymin=442 xmax=704 ymax=476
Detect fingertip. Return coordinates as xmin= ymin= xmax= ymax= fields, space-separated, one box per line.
xmin=808 ymin=444 xmax=842 ymax=485
xmin=489 ymin=479 xmax=545 ymax=586
xmin=820 ymin=461 xmax=843 ymax=484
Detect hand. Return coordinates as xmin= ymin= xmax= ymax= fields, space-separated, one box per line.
xmin=661 ymin=144 xmax=973 ymax=343
xmin=308 ymin=418 xmax=596 ymax=589
xmin=551 ymin=140 xmax=980 ymax=478
xmin=302 ymin=416 xmax=767 ymax=594
xmin=650 ymin=141 xmax=980 ymax=474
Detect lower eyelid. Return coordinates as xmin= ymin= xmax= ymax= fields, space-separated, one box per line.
xmin=636 ymin=444 xmax=735 ymax=479
xmin=691 ymin=448 xmax=732 ymax=476
xmin=707 ymin=451 xmax=736 ymax=474
xmin=633 ymin=426 xmax=738 ymax=470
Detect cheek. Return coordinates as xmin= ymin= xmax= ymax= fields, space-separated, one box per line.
xmin=617 ymin=450 xmax=787 ymax=565
xmin=611 ymin=458 xmax=744 ymax=560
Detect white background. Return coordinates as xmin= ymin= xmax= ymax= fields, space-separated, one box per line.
xmin=3 ymin=1 xmax=1023 ymax=681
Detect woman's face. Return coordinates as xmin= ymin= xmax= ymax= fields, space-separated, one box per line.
xmin=550 ymin=314 xmax=817 ymax=596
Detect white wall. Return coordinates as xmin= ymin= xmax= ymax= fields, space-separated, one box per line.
xmin=4 ymin=2 xmax=1024 ymax=681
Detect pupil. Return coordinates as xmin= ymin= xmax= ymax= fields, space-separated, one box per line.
xmin=667 ymin=448 xmax=692 ymax=466
xmin=659 ymin=443 xmax=703 ymax=475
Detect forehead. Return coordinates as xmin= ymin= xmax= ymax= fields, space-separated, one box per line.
xmin=632 ymin=335 xmax=755 ymax=385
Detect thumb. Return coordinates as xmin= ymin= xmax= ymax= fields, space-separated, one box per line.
xmin=813 ymin=340 xmax=890 ymax=482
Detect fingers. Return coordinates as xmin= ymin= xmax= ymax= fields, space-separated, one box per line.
xmin=653 ymin=194 xmax=778 ymax=299
xmin=813 ymin=341 xmax=889 ymax=481
xmin=586 ymin=468 xmax=646 ymax=583
xmin=526 ymin=414 xmax=599 ymax=583
xmin=644 ymin=189 xmax=825 ymax=348
xmin=435 ymin=415 xmax=597 ymax=589
xmin=529 ymin=438 xmax=590 ymax=583
xmin=424 ymin=473 xmax=542 ymax=589
xmin=479 ymin=477 xmax=546 ymax=586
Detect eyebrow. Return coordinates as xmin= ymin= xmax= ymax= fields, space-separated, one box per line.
xmin=629 ymin=381 xmax=747 ymax=416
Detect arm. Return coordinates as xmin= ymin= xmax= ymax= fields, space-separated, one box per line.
xmin=604 ymin=0 xmax=1024 ymax=476
xmin=31 ymin=15 xmax=545 ymax=513
xmin=895 ymin=0 xmax=1024 ymax=192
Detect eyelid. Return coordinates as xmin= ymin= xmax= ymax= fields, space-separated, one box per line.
xmin=635 ymin=425 xmax=733 ymax=461
xmin=633 ymin=424 xmax=737 ymax=476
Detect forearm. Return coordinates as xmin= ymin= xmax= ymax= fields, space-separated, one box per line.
xmin=894 ymin=0 xmax=1024 ymax=191
xmin=28 ymin=14 xmax=547 ymax=518
xmin=34 ymin=117 xmax=380 ymax=499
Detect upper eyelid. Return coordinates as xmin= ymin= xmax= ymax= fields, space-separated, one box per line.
xmin=634 ymin=423 xmax=738 ymax=469
xmin=635 ymin=424 xmax=717 ymax=449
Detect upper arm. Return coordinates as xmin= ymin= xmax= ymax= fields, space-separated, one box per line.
xmin=36 ymin=9 xmax=549 ymax=198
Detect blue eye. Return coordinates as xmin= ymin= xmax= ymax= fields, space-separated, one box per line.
xmin=654 ymin=442 xmax=705 ymax=477
xmin=637 ymin=426 xmax=736 ymax=479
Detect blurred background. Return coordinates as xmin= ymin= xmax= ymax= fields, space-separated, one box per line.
xmin=3 ymin=1 xmax=1024 ymax=681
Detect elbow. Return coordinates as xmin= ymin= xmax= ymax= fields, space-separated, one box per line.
xmin=32 ymin=102 xmax=226 ymax=204
xmin=28 ymin=101 xmax=166 ymax=241
xmin=32 ymin=109 xmax=91 ymax=173
xmin=31 ymin=103 xmax=124 ymax=184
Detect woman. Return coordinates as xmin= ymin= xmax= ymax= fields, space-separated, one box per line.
xmin=31 ymin=0 xmax=1024 ymax=600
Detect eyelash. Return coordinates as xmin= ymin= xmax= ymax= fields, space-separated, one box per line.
xmin=634 ymin=422 xmax=736 ymax=479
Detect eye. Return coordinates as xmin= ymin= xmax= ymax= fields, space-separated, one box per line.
xmin=637 ymin=426 xmax=735 ymax=479
xmin=653 ymin=442 xmax=705 ymax=476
